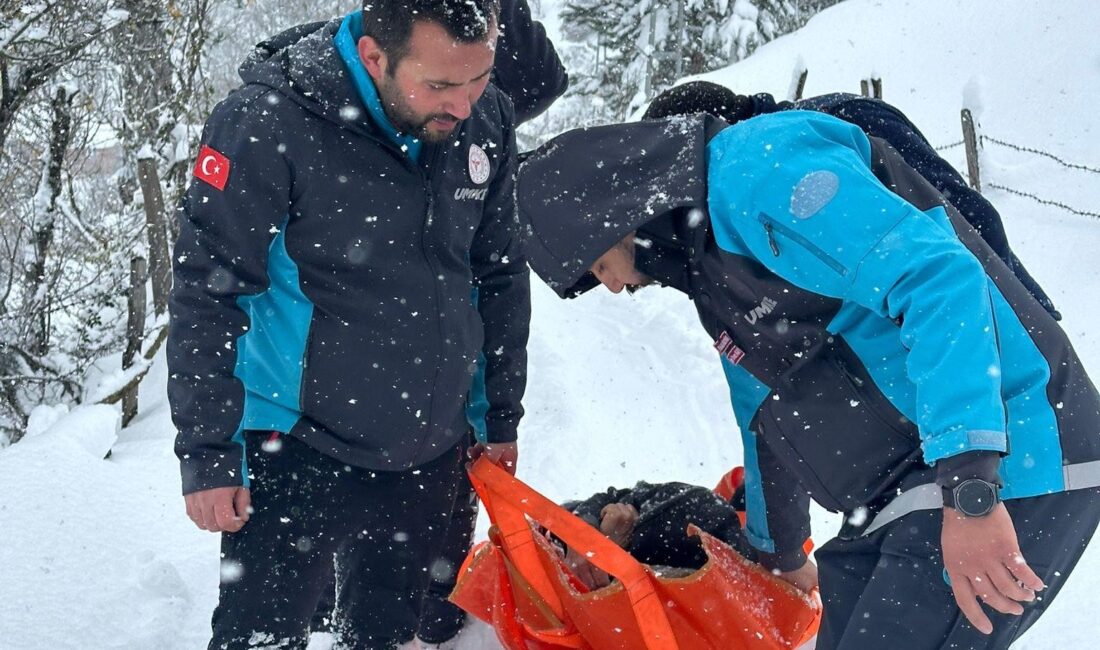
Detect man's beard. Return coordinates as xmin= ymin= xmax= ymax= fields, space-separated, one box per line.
xmin=376 ymin=74 xmax=460 ymax=143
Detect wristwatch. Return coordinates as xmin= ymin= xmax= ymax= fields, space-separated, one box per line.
xmin=942 ymin=478 xmax=1001 ymax=517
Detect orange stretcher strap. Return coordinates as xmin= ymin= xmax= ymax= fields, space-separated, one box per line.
xmin=468 ymin=458 xmax=680 ymax=650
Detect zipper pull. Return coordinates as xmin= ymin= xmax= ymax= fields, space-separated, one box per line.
xmin=764 ymin=222 xmax=780 ymax=256
xmin=837 ymin=358 xmax=865 ymax=387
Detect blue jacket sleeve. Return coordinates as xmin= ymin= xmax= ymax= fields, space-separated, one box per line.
xmin=827 ymin=97 xmax=1059 ymax=319
xmin=469 ymin=95 xmax=530 ymax=444
xmin=708 ymin=112 xmax=1008 ymax=467
xmin=167 ymin=88 xmax=293 ymax=494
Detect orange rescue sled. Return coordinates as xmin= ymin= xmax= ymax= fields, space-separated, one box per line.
xmin=451 ymin=458 xmax=821 ymax=650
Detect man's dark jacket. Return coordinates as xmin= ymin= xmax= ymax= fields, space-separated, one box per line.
xmin=168 ymin=10 xmax=559 ymax=495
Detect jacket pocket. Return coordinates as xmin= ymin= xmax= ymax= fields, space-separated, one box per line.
xmin=758 ymin=340 xmax=922 ymax=512
xmin=758 ymin=211 xmax=849 ymax=276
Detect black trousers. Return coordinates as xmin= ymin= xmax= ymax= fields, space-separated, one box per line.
xmin=816 ymin=487 xmax=1100 ymax=649
xmin=417 ymin=468 xmax=479 ymax=643
xmin=208 ymin=431 xmax=466 ymax=650
xmin=311 ymin=438 xmax=480 ymax=644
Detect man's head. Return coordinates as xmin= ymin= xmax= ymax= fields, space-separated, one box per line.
xmin=643 ymin=81 xmax=756 ymax=126
xmin=358 ymin=0 xmax=500 ymax=142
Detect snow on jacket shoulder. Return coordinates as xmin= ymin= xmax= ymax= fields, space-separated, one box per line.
xmin=169 ymin=18 xmax=528 ymax=494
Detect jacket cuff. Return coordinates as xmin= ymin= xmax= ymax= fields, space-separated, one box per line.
xmin=755 ymin=546 xmax=809 ymax=573
xmin=922 ymin=428 xmax=1006 ymax=464
xmin=484 ymin=422 xmax=519 ymax=444
xmin=934 ymin=450 xmax=1004 ymax=489
xmin=179 ymin=448 xmax=246 ymax=495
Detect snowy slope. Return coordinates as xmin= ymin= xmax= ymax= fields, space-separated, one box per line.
xmin=2 ymin=1 xmax=1099 ymax=648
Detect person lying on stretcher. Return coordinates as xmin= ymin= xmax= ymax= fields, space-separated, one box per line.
xmin=553 ymin=478 xmax=815 ymax=590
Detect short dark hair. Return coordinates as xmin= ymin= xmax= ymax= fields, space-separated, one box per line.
xmin=362 ymin=0 xmax=500 ymax=74
xmin=643 ymin=81 xmax=756 ymax=126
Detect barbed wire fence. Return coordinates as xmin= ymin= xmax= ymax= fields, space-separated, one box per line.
xmin=934 ymin=112 xmax=1100 ymax=219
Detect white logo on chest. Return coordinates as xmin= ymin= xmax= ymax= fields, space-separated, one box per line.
xmin=468 ymin=144 xmax=491 ymax=185
xmin=454 ymin=187 xmax=489 ymax=201
xmin=744 ymin=296 xmax=779 ymax=325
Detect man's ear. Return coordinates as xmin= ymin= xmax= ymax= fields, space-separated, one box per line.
xmin=357 ymin=35 xmax=386 ymax=82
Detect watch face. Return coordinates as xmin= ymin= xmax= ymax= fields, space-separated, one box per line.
xmin=956 ymin=480 xmax=997 ymax=516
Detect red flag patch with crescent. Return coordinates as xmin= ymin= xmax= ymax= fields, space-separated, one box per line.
xmin=194 ymin=145 xmax=230 ymax=191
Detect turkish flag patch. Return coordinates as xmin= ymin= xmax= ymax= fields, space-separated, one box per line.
xmin=193 ymin=145 xmax=230 ymax=191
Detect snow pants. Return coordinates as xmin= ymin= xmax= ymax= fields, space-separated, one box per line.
xmin=207 ymin=431 xmax=467 ymax=650
xmin=308 ymin=434 xmax=480 ymax=644
xmin=815 ymin=487 xmax=1100 ymax=649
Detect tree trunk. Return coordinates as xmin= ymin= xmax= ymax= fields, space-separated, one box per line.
xmin=122 ymin=257 xmax=148 ymax=425
xmin=137 ymin=157 xmax=172 ymax=316
xmin=24 ymin=85 xmax=76 ymax=356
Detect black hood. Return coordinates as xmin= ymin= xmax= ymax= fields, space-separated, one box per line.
xmin=237 ymin=17 xmax=380 ymax=138
xmin=516 ymin=114 xmax=725 ymax=297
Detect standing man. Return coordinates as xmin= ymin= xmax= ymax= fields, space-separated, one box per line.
xmin=515 ymin=112 xmax=1100 ymax=648
xmin=168 ymin=1 xmax=531 ymax=647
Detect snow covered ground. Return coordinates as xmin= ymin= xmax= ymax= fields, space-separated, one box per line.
xmin=2 ymin=0 xmax=1098 ymax=647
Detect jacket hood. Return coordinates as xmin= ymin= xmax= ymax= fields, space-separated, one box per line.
xmin=516 ymin=114 xmax=725 ymax=297
xmin=237 ymin=17 xmax=379 ymax=136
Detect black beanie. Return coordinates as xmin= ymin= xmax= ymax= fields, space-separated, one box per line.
xmin=643 ymin=81 xmax=756 ymax=125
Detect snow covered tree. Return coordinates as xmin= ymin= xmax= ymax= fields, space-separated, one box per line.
xmin=0 ymin=0 xmax=227 ymax=442
xmin=558 ymin=0 xmax=840 ymax=119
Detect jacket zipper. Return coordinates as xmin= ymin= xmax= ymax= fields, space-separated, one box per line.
xmin=757 ymin=212 xmax=848 ymax=276
xmin=299 ymin=323 xmax=313 ymax=412
xmin=412 ymin=141 xmax=450 ymax=445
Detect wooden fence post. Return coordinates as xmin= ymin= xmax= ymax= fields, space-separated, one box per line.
xmin=122 ymin=256 xmax=148 ymax=426
xmin=961 ymin=108 xmax=982 ymax=192
xmin=860 ymin=78 xmax=882 ymax=99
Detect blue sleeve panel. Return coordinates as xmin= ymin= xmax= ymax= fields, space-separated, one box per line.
xmin=230 ymin=223 xmax=315 ymax=486
xmin=707 ymin=111 xmax=1008 ymax=467
xmin=985 ymin=279 xmax=1064 ymax=498
xmin=465 ymin=285 xmax=490 ymax=444
xmin=234 ymin=225 xmax=312 ymax=434
xmin=720 ymin=357 xmax=811 ymax=570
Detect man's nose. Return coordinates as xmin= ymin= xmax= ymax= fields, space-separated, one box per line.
xmin=444 ymin=88 xmax=473 ymax=121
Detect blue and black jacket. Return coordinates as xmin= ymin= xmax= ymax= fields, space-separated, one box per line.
xmin=761 ymin=92 xmax=1060 ymax=319
xmin=517 ymin=112 xmax=1100 ymax=571
xmin=645 ymin=86 xmax=1059 ymax=319
xmin=169 ymin=7 xmax=563 ymax=495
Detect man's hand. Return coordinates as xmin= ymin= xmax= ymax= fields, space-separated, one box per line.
xmin=184 ymin=486 xmax=251 ymax=533
xmin=942 ymin=503 xmax=1044 ymax=634
xmin=469 ymin=441 xmax=519 ymax=475
xmin=565 ymin=546 xmax=612 ymax=590
xmin=599 ymin=503 xmax=639 ymax=547
xmin=776 ymin=559 xmax=819 ymax=594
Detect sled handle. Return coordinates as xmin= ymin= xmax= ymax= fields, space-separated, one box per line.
xmin=469 ymin=457 xmax=680 ymax=650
